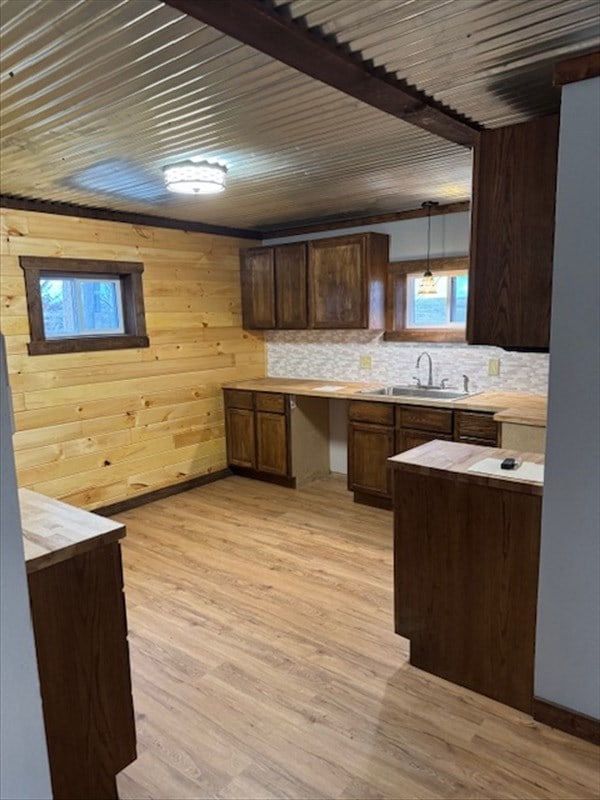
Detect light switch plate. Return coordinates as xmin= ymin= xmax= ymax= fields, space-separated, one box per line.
xmin=488 ymin=357 xmax=500 ymax=376
xmin=359 ymin=355 xmax=372 ymax=370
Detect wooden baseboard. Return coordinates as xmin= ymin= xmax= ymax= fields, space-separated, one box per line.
xmin=93 ymin=469 xmax=232 ymax=516
xmin=353 ymin=491 xmax=393 ymax=511
xmin=533 ymin=697 xmax=600 ymax=745
xmin=230 ymin=466 xmax=296 ymax=489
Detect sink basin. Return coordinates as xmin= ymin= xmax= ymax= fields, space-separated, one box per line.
xmin=359 ymin=386 xmax=469 ymax=400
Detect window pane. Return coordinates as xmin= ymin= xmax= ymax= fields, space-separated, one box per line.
xmin=40 ymin=275 xmax=124 ymax=338
xmin=79 ymin=279 xmax=123 ymax=334
xmin=450 ymin=274 xmax=469 ymax=323
xmin=40 ymin=278 xmax=80 ymax=336
xmin=411 ymin=276 xmax=448 ymax=327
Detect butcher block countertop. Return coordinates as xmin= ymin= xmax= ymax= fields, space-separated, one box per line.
xmin=20 ymin=488 xmax=126 ymax=574
xmin=222 ymin=378 xmax=547 ymax=423
xmin=389 ymin=440 xmax=544 ymax=496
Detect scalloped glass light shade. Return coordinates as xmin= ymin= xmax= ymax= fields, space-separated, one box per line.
xmin=163 ymin=161 xmax=227 ymax=194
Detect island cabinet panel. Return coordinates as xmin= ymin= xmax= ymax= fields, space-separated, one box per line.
xmin=308 ymin=233 xmax=388 ymax=329
xmin=468 ymin=114 xmax=559 ymax=349
xmin=275 ymin=243 xmax=308 ymax=329
xmin=28 ymin=541 xmax=136 ymax=799
xmin=240 ymin=247 xmax=277 ymax=329
xmin=393 ymin=469 xmax=542 ymax=713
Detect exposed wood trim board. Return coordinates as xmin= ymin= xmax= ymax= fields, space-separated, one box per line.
xmin=533 ymin=697 xmax=600 ymax=745
xmin=554 ymin=51 xmax=600 ymax=87
xmin=93 ymin=469 xmax=232 ymax=516
xmin=0 ymin=195 xmax=262 ymax=240
xmin=263 ymin=201 xmax=471 ymax=239
xmin=163 ymin=0 xmax=481 ymax=148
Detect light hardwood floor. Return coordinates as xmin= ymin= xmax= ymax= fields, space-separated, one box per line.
xmin=116 ymin=475 xmax=600 ymax=800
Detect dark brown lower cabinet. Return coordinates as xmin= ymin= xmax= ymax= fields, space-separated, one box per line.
xmin=347 ymin=401 xmax=395 ymax=509
xmin=256 ymin=411 xmax=290 ymax=475
xmin=28 ymin=542 xmax=136 ymax=800
xmin=225 ymin=406 xmax=256 ymax=468
xmin=224 ymin=389 xmax=293 ymax=485
xmin=348 ymin=422 xmax=395 ymax=503
xmin=396 ymin=429 xmax=452 ymax=452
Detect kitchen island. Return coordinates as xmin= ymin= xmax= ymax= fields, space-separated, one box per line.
xmin=21 ymin=488 xmax=137 ymax=800
xmin=389 ymin=440 xmax=544 ymax=713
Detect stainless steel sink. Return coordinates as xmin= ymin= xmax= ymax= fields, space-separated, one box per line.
xmin=359 ymin=386 xmax=469 ymax=400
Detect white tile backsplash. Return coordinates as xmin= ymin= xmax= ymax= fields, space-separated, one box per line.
xmin=266 ymin=330 xmax=549 ymax=395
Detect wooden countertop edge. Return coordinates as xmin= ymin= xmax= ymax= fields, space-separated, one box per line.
xmin=493 ymin=407 xmax=547 ymax=426
xmin=20 ymin=488 xmax=126 ymax=574
xmin=388 ymin=441 xmax=544 ymax=496
xmin=222 ymin=379 xmax=547 ymax=418
xmin=25 ymin=527 xmax=126 ymax=574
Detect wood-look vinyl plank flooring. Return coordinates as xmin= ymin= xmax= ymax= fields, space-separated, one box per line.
xmin=116 ymin=475 xmax=600 ymax=800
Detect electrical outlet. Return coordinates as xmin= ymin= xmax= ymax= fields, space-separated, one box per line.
xmin=488 ymin=357 xmax=500 ymax=376
xmin=359 ymin=354 xmax=372 ymax=370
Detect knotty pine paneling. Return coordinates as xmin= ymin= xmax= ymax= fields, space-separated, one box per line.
xmin=0 ymin=208 xmax=265 ymax=509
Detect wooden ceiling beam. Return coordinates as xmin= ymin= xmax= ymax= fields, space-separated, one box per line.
xmin=163 ymin=0 xmax=482 ymax=148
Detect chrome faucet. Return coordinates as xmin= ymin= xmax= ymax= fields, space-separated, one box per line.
xmin=416 ymin=351 xmax=434 ymax=388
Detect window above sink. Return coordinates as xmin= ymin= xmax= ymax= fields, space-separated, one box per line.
xmin=385 ymin=255 xmax=468 ymax=343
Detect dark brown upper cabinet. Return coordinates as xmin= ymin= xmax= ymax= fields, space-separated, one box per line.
xmin=240 ymin=247 xmax=277 ymax=329
xmin=468 ymin=114 xmax=559 ymax=349
xmin=274 ymin=243 xmax=308 ymax=328
xmin=240 ymin=233 xmax=388 ymax=331
xmin=240 ymin=243 xmax=307 ymax=330
xmin=308 ymin=233 xmax=389 ymax=329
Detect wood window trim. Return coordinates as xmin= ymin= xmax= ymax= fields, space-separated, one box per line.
xmin=19 ymin=256 xmax=149 ymax=356
xmin=384 ymin=255 xmax=469 ymax=343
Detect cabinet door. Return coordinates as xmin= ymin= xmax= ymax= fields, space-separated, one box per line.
xmin=468 ymin=115 xmax=559 ymax=348
xmin=396 ymin=429 xmax=452 ymax=454
xmin=275 ymin=243 xmax=307 ymax=329
xmin=256 ymin=411 xmax=289 ymax=476
xmin=240 ymin=247 xmax=276 ymax=329
xmin=348 ymin=422 xmax=395 ymax=498
xmin=226 ymin=407 xmax=256 ymax=468
xmin=308 ymin=236 xmax=366 ymax=328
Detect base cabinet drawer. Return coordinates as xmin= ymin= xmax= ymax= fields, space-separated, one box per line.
xmin=454 ymin=411 xmax=498 ymax=444
xmin=398 ymin=405 xmax=453 ymax=434
xmin=396 ymin=429 xmax=453 ymax=453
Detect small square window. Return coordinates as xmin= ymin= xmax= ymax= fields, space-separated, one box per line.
xmin=41 ymin=276 xmax=125 ymax=338
xmin=20 ymin=257 xmax=149 ymax=355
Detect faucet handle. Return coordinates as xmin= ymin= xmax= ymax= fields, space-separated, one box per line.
xmin=412 ymin=376 xmax=422 ymax=388
xmin=462 ymin=374 xmax=470 ymax=393
xmin=440 ymin=378 xmax=449 ymax=389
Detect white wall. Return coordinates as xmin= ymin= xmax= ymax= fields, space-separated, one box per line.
xmin=264 ymin=213 xmax=550 ymax=395
xmin=0 ymin=336 xmax=52 ymax=800
xmin=535 ymin=77 xmax=600 ymax=718
xmin=264 ymin=211 xmax=471 ymax=260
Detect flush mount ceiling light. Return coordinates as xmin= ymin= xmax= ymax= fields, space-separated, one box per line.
xmin=417 ymin=200 xmax=440 ymax=295
xmin=163 ymin=160 xmax=227 ymax=195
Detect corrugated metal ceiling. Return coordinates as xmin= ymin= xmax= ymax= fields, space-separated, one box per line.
xmin=0 ymin=0 xmax=598 ymax=230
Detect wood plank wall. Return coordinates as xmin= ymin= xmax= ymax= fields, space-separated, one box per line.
xmin=0 ymin=208 xmax=265 ymax=509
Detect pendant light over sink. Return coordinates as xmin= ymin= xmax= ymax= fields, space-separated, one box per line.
xmin=417 ymin=200 xmax=440 ymax=295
